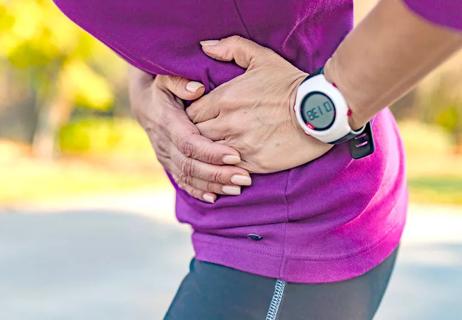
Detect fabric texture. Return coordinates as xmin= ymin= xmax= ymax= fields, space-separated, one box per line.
xmin=165 ymin=247 xmax=399 ymax=320
xmin=404 ymin=0 xmax=462 ymax=31
xmin=49 ymin=0 xmax=454 ymax=283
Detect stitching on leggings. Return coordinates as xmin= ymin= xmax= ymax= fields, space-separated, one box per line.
xmin=265 ymin=280 xmax=286 ymax=320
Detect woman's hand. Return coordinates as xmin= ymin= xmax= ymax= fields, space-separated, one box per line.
xmin=186 ymin=36 xmax=333 ymax=173
xmin=128 ymin=67 xmax=252 ymax=203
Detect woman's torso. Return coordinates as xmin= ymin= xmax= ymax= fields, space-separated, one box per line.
xmin=54 ymin=0 xmax=408 ymax=282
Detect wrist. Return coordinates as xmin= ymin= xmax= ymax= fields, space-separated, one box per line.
xmin=290 ymin=63 xmax=375 ymax=158
xmin=347 ymin=113 xmax=366 ymax=131
xmin=324 ymin=58 xmax=368 ymax=131
xmin=288 ymin=71 xmax=309 ymax=133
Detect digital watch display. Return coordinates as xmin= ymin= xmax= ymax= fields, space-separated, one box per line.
xmin=293 ymin=68 xmax=374 ymax=159
xmin=301 ymin=92 xmax=336 ymax=131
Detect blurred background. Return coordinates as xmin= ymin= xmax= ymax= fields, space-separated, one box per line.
xmin=0 ymin=1 xmax=461 ymax=319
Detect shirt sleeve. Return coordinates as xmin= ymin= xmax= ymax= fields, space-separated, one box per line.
xmin=403 ymin=0 xmax=462 ymax=31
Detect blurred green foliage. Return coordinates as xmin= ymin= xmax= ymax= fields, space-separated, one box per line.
xmin=59 ymin=117 xmax=153 ymax=161
xmin=409 ymin=177 xmax=462 ymax=205
xmin=0 ymin=0 xmax=127 ymax=158
xmin=417 ymin=68 xmax=462 ymax=147
xmin=0 ymin=0 xmax=123 ymax=109
xmin=0 ymin=0 xmax=461 ymax=206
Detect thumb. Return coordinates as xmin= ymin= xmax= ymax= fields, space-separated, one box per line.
xmin=157 ymin=75 xmax=205 ymax=101
xmin=200 ymin=35 xmax=268 ymax=69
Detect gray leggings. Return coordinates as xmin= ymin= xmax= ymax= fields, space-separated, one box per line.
xmin=165 ymin=247 xmax=399 ymax=320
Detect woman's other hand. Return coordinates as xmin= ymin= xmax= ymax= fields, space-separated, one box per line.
xmin=128 ymin=67 xmax=252 ymax=203
xmin=187 ymin=36 xmax=333 ymax=173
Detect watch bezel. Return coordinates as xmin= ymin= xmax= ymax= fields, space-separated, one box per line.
xmin=294 ymin=73 xmax=352 ymax=143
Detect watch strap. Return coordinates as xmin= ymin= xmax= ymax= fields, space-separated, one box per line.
xmin=348 ymin=122 xmax=375 ymax=159
xmin=328 ymin=124 xmax=365 ymax=145
xmin=300 ymin=66 xmax=375 ymax=159
xmin=304 ymin=67 xmax=325 ymax=82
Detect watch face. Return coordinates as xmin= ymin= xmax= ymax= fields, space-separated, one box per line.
xmin=301 ymin=92 xmax=336 ymax=131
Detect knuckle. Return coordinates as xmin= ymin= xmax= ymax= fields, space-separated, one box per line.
xmin=211 ymin=169 xmax=225 ymax=184
xmin=202 ymin=150 xmax=218 ymax=164
xmin=190 ymin=189 xmax=203 ymax=200
xmin=177 ymin=171 xmax=191 ymax=185
xmin=205 ymin=181 xmax=221 ymax=193
xmin=181 ymin=183 xmax=200 ymax=198
xmin=178 ymin=139 xmax=195 ymax=158
xmin=228 ymin=35 xmax=242 ymax=44
xmin=170 ymin=76 xmax=184 ymax=94
xmin=205 ymin=181 xmax=215 ymax=193
xmin=180 ymin=157 xmax=194 ymax=178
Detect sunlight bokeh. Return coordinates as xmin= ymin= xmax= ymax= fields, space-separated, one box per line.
xmin=1 ymin=0 xmax=461 ymax=206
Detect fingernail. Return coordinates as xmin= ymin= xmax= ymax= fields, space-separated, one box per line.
xmin=222 ymin=185 xmax=241 ymax=195
xmin=186 ymin=81 xmax=204 ymax=92
xmin=231 ymin=175 xmax=252 ymax=186
xmin=203 ymin=193 xmax=216 ymax=203
xmin=222 ymin=155 xmax=241 ymax=164
xmin=200 ymin=40 xmax=220 ymax=47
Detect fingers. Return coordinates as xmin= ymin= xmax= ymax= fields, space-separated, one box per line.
xmin=146 ymin=130 xmax=247 ymax=202
xmin=200 ymin=35 xmax=269 ymax=69
xmin=174 ymin=174 xmax=242 ymax=196
xmin=157 ymin=75 xmax=205 ymax=101
xmin=174 ymin=131 xmax=239 ymax=165
xmin=167 ymin=112 xmax=240 ymax=165
xmin=130 ymin=70 xmax=252 ymax=203
xmin=169 ymin=143 xmax=252 ymax=203
xmin=170 ymin=145 xmax=251 ymax=187
xmin=172 ymin=174 xmax=217 ymax=203
xmin=186 ymin=94 xmax=221 ymax=123
xmin=196 ymin=118 xmax=228 ymax=141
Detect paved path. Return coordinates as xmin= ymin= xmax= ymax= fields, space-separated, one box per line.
xmin=0 ymin=193 xmax=461 ymax=319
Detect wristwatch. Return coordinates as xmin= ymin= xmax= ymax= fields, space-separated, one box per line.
xmin=293 ymin=67 xmax=375 ymax=159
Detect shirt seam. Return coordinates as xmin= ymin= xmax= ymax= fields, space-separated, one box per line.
xmin=279 ymin=170 xmax=291 ymax=278
xmin=194 ymin=238 xmax=284 ymax=257
xmin=285 ymin=222 xmax=403 ymax=262
xmin=194 ymin=219 xmax=403 ymax=262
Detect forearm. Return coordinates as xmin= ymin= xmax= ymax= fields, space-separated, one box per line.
xmin=324 ymin=0 xmax=462 ymax=129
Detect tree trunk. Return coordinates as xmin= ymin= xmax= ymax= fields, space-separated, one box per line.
xmin=32 ymin=91 xmax=72 ymax=159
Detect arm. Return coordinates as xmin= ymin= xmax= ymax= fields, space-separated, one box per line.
xmin=324 ymin=0 xmax=462 ymax=129
xmin=186 ymin=0 xmax=462 ymax=174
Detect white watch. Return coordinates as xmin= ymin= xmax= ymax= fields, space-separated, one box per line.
xmin=293 ymin=67 xmax=375 ymax=159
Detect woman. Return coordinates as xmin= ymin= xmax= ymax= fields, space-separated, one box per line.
xmin=54 ymin=0 xmax=462 ymax=319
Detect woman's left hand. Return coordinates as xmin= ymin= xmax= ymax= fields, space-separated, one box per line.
xmin=186 ymin=35 xmax=333 ymax=173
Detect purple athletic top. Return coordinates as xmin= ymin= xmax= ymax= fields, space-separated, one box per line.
xmin=54 ymin=0 xmax=462 ymax=283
